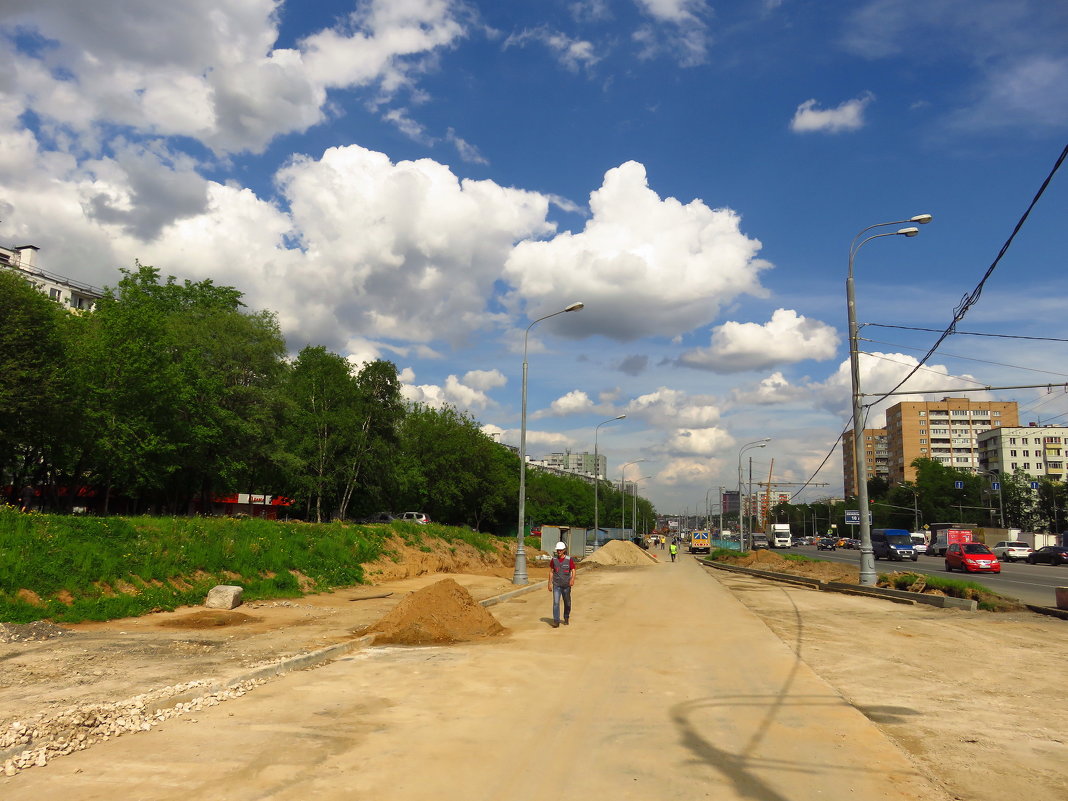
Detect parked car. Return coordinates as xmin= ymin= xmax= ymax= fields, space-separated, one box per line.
xmin=357 ymin=512 xmax=396 ymax=524
xmin=1025 ymin=545 xmax=1068 ymax=566
xmin=945 ymin=542 xmax=1001 ymax=573
xmin=400 ymin=511 xmax=431 ymax=524
xmin=991 ymin=541 xmax=1033 ymax=562
xmin=816 ymin=538 xmax=837 ymax=551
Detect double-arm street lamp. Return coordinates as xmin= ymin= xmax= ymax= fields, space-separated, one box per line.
xmin=593 ymin=414 xmax=626 ymax=549
xmin=737 ymin=439 xmax=770 ymax=549
xmin=848 ymin=214 xmax=931 ymax=585
xmin=620 ymin=459 xmax=646 ymax=532
xmin=514 ymin=301 xmax=585 ymax=585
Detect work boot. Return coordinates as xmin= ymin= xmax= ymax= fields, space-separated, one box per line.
xmin=563 ymin=618 xmax=569 ymax=625
xmin=551 ymin=621 xmax=559 ymax=628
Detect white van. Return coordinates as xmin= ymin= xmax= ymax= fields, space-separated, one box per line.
xmin=910 ymin=533 xmax=928 ymax=554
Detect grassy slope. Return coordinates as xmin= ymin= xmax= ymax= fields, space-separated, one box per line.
xmin=0 ymin=506 xmax=505 ymax=623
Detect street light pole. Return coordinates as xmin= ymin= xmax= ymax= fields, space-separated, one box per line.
xmin=737 ymin=439 xmax=770 ymax=550
xmin=849 ymin=214 xmax=931 ymax=586
xmin=514 ymin=301 xmax=585 ymax=585
xmin=593 ymin=414 xmax=626 ymax=550
xmin=620 ymin=459 xmax=646 ymax=532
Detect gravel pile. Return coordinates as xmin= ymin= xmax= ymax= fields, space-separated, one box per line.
xmin=0 ymin=621 xmax=71 ymax=643
xmin=1 ymin=677 xmax=265 ymax=776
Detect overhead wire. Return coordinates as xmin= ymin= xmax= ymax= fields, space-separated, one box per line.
xmin=859 ymin=338 xmax=1068 ymax=379
xmin=866 ymin=323 xmax=1068 ymax=344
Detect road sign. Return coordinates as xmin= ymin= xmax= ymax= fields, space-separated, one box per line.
xmin=1030 ymin=481 xmax=1040 ymax=490
xmin=845 ymin=510 xmax=860 ymax=525
xmin=991 ymin=482 xmax=1001 ymax=491
xmin=954 ymin=481 xmax=964 ymax=490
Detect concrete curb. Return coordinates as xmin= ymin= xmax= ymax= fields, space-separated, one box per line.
xmin=1025 ymin=604 xmax=1068 ymax=621
xmin=699 ymin=558 xmax=979 ymax=611
xmin=478 ymin=580 xmax=547 ymax=607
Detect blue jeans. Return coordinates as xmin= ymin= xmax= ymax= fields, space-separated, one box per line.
xmin=552 ymin=585 xmax=572 ymax=623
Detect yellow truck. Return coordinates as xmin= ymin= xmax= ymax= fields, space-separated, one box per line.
xmin=688 ymin=530 xmax=711 ymax=554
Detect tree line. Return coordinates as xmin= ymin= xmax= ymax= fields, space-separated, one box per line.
xmin=1 ymin=265 xmax=654 ymax=533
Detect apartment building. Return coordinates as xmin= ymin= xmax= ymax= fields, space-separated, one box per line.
xmin=977 ymin=424 xmax=1067 ymax=482
xmin=547 ymin=451 xmax=607 ymax=480
xmin=842 ymin=428 xmax=889 ymax=498
xmin=1 ymin=243 xmax=103 ymax=312
xmin=885 ymin=397 xmax=1019 ymax=485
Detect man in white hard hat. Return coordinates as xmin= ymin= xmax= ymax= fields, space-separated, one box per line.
xmin=547 ymin=541 xmax=575 ymax=628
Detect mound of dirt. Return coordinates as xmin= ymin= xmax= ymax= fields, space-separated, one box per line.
xmin=584 ymin=540 xmax=657 ymax=566
xmin=362 ymin=535 xmax=515 ymax=583
xmin=158 ymin=611 xmax=260 ymax=629
xmin=366 ymin=578 xmax=507 ymax=645
xmin=724 ymin=549 xmax=860 ymax=583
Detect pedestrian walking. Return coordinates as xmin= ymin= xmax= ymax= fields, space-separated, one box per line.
xmin=20 ymin=484 xmax=34 ymax=513
xmin=547 ymin=541 xmax=575 ymax=627
xmin=669 ymin=542 xmax=678 ymax=562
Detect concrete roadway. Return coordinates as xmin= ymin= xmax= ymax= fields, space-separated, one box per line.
xmin=4 ymin=555 xmax=949 ymax=801
xmin=795 ymin=545 xmax=1066 ymax=607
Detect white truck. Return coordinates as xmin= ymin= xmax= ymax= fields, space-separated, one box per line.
xmin=769 ymin=523 xmax=791 ymax=548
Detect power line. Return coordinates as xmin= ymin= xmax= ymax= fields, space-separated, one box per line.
xmin=865 ymin=323 xmax=1068 ymax=344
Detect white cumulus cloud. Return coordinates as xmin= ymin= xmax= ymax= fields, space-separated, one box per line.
xmin=790 ymin=92 xmax=874 ymax=133
xmin=504 ymin=161 xmax=770 ymax=341
xmin=680 ymin=309 xmax=840 ymax=372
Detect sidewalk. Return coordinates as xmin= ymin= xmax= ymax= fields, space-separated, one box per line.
xmin=2 ymin=556 xmax=950 ymax=800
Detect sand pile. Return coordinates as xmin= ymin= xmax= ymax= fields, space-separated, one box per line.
xmin=366 ymin=578 xmax=507 ymax=645
xmin=584 ymin=539 xmax=657 ymax=566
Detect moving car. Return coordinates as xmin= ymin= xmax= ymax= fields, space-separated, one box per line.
xmin=945 ymin=542 xmax=1001 ymax=573
xmin=400 ymin=512 xmax=431 ymax=524
xmin=1025 ymin=545 xmax=1068 ymax=566
xmin=871 ymin=529 xmax=918 ymax=561
xmin=910 ymin=533 xmax=928 ymax=554
xmin=816 ymin=538 xmax=837 ymax=551
xmin=750 ymin=534 xmax=770 ymax=550
xmin=991 ymin=541 xmax=1033 ymax=562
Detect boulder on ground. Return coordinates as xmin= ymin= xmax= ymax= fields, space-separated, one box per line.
xmin=204 ymin=585 xmax=243 ymax=610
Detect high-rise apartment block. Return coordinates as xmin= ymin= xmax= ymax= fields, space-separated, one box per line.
xmin=546 ymin=451 xmax=607 ymax=480
xmin=843 ymin=397 xmax=1020 ymax=494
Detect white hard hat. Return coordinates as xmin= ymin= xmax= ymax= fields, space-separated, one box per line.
xmin=554 ymin=542 xmax=566 ymax=551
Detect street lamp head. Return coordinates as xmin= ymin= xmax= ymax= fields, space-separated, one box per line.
xmin=897 ymin=227 xmax=920 ymax=237
xmin=910 ymin=214 xmax=933 ymax=224
xmin=564 ymin=302 xmax=585 ymax=312
xmin=615 ymin=414 xmax=627 ymax=420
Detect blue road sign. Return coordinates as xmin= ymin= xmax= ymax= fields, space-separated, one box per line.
xmin=991 ymin=482 xmax=1001 ymax=491
xmin=845 ymin=510 xmax=860 ymax=525
xmin=954 ymin=481 xmax=964 ymax=490
xmin=1031 ymin=481 xmax=1040 ymax=490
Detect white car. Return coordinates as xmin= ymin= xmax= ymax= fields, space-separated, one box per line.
xmin=401 ymin=511 xmax=431 ymax=524
xmin=991 ymin=541 xmax=1033 ymax=562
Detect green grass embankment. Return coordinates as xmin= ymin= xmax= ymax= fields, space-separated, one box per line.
xmin=0 ymin=506 xmax=502 ymax=624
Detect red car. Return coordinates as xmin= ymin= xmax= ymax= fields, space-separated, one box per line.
xmin=945 ymin=542 xmax=1001 ymax=573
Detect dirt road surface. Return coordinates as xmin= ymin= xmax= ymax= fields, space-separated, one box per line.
xmin=3 ymin=554 xmax=948 ymax=801
xmin=1 ymin=550 xmax=1064 ymax=800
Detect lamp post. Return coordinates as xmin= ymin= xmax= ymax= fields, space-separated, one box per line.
xmin=632 ymin=475 xmax=654 ymax=540
xmin=737 ymin=439 xmax=770 ymax=549
xmin=514 ymin=301 xmax=585 ymax=585
xmin=848 ymin=214 xmax=931 ymax=585
xmin=593 ymin=414 xmax=626 ymax=549
xmin=620 ymin=459 xmax=646 ymax=532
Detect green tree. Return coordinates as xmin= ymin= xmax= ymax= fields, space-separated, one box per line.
xmin=335 ymin=360 xmax=404 ymax=521
xmin=0 ymin=270 xmax=70 ymax=500
xmin=282 ymin=346 xmax=360 ymax=523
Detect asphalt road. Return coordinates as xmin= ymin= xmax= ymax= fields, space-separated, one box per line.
xmin=792 ymin=546 xmax=1067 ymax=607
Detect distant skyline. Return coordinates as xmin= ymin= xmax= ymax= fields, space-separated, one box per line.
xmin=2 ymin=1 xmax=1066 ymax=512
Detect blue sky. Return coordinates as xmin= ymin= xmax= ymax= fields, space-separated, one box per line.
xmin=2 ymin=0 xmax=1066 ymax=513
